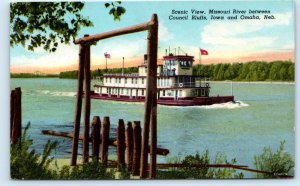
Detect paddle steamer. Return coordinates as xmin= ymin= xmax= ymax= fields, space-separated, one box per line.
xmin=91 ymin=53 xmax=234 ymax=106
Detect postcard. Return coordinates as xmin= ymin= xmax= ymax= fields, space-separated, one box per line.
xmin=10 ymin=0 xmax=295 ymax=180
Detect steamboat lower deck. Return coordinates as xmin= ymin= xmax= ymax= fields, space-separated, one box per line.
xmin=90 ymin=92 xmax=234 ymax=106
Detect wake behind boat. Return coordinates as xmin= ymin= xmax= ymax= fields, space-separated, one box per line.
xmin=91 ymin=52 xmax=234 ymax=106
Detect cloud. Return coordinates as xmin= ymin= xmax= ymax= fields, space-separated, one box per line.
xmin=91 ymin=38 xmax=147 ymax=66
xmin=159 ymin=22 xmax=174 ymax=42
xmin=11 ymin=44 xmax=78 ymax=68
xmin=201 ymin=12 xmax=293 ymax=52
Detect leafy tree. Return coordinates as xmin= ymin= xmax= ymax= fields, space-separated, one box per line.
xmin=254 ymin=141 xmax=294 ymax=178
xmin=193 ymin=61 xmax=294 ymax=81
xmin=10 ymin=2 xmax=126 ymax=52
xmin=288 ymin=63 xmax=294 ymax=81
xmin=11 ymin=123 xmax=58 ymax=179
xmin=157 ymin=150 xmax=244 ymax=179
xmin=105 ymin=1 xmax=126 ymax=21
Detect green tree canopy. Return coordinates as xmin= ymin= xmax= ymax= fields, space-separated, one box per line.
xmin=10 ymin=2 xmax=126 ymax=52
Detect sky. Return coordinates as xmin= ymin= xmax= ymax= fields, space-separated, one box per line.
xmin=10 ymin=0 xmax=295 ymax=74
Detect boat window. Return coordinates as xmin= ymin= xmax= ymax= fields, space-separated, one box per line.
xmin=142 ymin=78 xmax=144 ymax=84
xmin=179 ymin=90 xmax=182 ymax=97
xmin=142 ymin=89 xmax=144 ymax=96
xmin=125 ymin=78 xmax=127 ymax=84
xmin=126 ymin=89 xmax=128 ymax=94
xmin=163 ymin=90 xmax=165 ymax=96
xmin=119 ymin=78 xmax=121 ymax=83
xmin=131 ymin=78 xmax=134 ymax=84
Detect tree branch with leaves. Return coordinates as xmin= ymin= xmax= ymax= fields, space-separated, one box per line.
xmin=10 ymin=1 xmax=126 ymax=53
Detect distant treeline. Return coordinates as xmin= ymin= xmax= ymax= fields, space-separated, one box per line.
xmin=58 ymin=67 xmax=139 ymax=79
xmin=58 ymin=61 xmax=294 ymax=81
xmin=11 ymin=73 xmax=58 ymax=78
xmin=193 ymin=61 xmax=294 ymax=81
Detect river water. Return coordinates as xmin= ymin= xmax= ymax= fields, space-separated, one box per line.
xmin=11 ymin=78 xmax=294 ymax=175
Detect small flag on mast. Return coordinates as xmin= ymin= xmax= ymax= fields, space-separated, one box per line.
xmin=200 ymin=49 xmax=208 ymax=55
xmin=104 ymin=53 xmax=111 ymax=59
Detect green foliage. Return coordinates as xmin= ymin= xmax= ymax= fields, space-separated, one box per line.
xmin=157 ymin=150 xmax=244 ymax=179
xmin=11 ymin=73 xmax=58 ymax=78
xmin=10 ymin=122 xmax=126 ymax=180
xmin=11 ymin=122 xmax=58 ymax=179
xmin=254 ymin=141 xmax=294 ymax=178
xmin=58 ymin=161 xmax=114 ymax=180
xmin=105 ymin=1 xmax=126 ymax=21
xmin=10 ymin=2 xmax=93 ymax=52
xmin=194 ymin=61 xmax=294 ymax=81
xmin=10 ymin=1 xmax=127 ymax=52
xmin=59 ymin=67 xmax=139 ymax=79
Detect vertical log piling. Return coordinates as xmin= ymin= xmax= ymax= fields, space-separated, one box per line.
xmin=11 ymin=87 xmax=22 ymax=145
xmin=140 ymin=14 xmax=158 ymax=178
xmin=83 ymin=34 xmax=91 ymax=164
xmin=91 ymin=116 xmax=101 ymax=162
xmin=101 ymin=116 xmax=110 ymax=166
xmin=71 ymin=43 xmax=85 ymax=166
xmin=10 ymin=90 xmax=15 ymax=140
xmin=117 ymin=119 xmax=126 ymax=169
xmin=149 ymin=14 xmax=158 ymax=179
xmin=126 ymin=122 xmax=134 ymax=171
xmin=133 ymin=121 xmax=141 ymax=176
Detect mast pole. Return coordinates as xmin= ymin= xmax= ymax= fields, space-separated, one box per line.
xmin=122 ymin=57 xmax=125 ymax=75
xmin=199 ymin=48 xmax=201 ymax=76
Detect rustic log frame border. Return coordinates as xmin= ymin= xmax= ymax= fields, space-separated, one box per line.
xmin=71 ymin=14 xmax=158 ymax=178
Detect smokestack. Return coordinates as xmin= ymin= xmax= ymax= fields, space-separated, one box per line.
xmin=144 ymin=54 xmax=147 ymax=64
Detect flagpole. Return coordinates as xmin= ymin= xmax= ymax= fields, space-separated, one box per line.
xmin=199 ymin=48 xmax=201 ymax=76
xmin=105 ymin=52 xmax=108 ymax=70
xmin=122 ymin=57 xmax=124 ymax=75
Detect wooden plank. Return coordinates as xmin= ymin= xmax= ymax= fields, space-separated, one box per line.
xmin=91 ymin=116 xmax=101 ymax=162
xmin=83 ymin=34 xmax=91 ymax=164
xmin=75 ymin=20 xmax=156 ymax=44
xmin=132 ymin=121 xmax=141 ymax=176
xmin=71 ymin=44 xmax=85 ymax=166
xmin=101 ymin=116 xmax=110 ymax=166
xmin=42 ymin=130 xmax=84 ymax=140
xmin=149 ymin=14 xmax=158 ymax=179
xmin=117 ymin=119 xmax=126 ymax=169
xmin=42 ymin=129 xmax=169 ymax=156
xmin=126 ymin=122 xmax=133 ymax=171
xmin=140 ymin=14 xmax=158 ymax=179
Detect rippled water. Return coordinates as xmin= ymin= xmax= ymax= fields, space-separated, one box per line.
xmin=11 ymin=78 xmax=294 ymax=174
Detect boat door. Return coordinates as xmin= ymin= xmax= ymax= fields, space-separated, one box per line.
xmin=174 ymin=90 xmax=178 ymax=100
xmin=108 ymin=88 xmax=111 ymax=97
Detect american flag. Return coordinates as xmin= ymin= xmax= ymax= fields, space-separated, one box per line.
xmin=104 ymin=53 xmax=111 ymax=59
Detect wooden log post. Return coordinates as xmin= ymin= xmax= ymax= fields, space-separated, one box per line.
xmin=11 ymin=87 xmax=22 ymax=145
xmin=83 ymin=34 xmax=91 ymax=164
xmin=101 ymin=116 xmax=110 ymax=166
xmin=140 ymin=14 xmax=158 ymax=178
xmin=132 ymin=121 xmax=141 ymax=176
xmin=10 ymin=90 xmax=15 ymax=140
xmin=149 ymin=14 xmax=158 ymax=179
xmin=71 ymin=42 xmax=85 ymax=166
xmin=117 ymin=119 xmax=126 ymax=169
xmin=126 ymin=122 xmax=133 ymax=171
xmin=91 ymin=116 xmax=101 ymax=162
